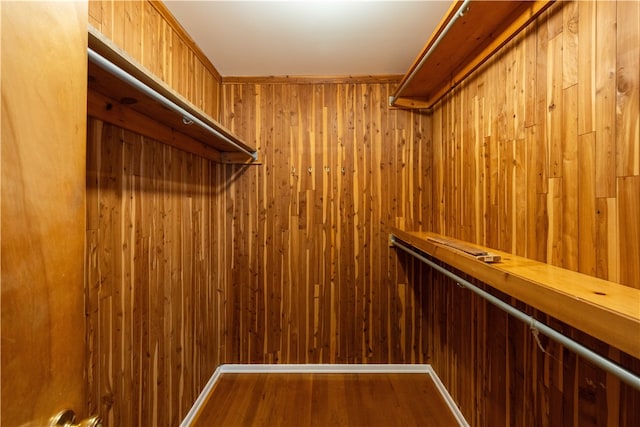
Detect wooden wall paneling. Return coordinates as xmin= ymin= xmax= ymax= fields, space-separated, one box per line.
xmin=174 ymin=30 xmax=189 ymax=105
xmin=546 ymin=0 xmax=563 ymax=39
xmin=167 ymin=146 xmax=179 ymax=425
xmin=356 ymin=83 xmax=371 ymax=362
xmin=575 ymin=335 xmax=609 ymax=426
xmin=341 ymin=84 xmax=358 ymax=363
xmin=562 ymin=0 xmax=578 ymax=89
xmin=422 ymin=110 xmax=434 ymax=234
xmin=475 ymin=95 xmax=486 ymax=247
xmin=218 ymin=86 xmax=258 ymax=364
xmin=84 ymin=2 xmax=640 ymax=425
xmin=500 ymin=138 xmax=514 ymax=254
xmin=561 ymin=84 xmax=578 ymax=271
xmin=535 ymin=9 xmax=550 ymax=196
xmin=578 ymin=132 xmax=597 ymax=277
xmin=193 ymin=57 xmax=205 ymax=112
xmin=91 ymin=1 xmax=221 ymax=119
xmin=578 ymin=0 xmax=596 ymax=135
xmin=148 ymin=0 xmax=222 ymax=81
xmin=606 ymin=196 xmax=621 ymax=284
xmin=111 ymin=0 xmax=126 ymax=53
xmin=337 ymin=84 xmax=350 ymax=362
xmin=432 ymin=103 xmax=444 ymax=234
xmin=618 ymin=176 xmax=640 ymax=289
xmin=126 ymin=1 xmax=143 ymax=61
xmin=524 ymin=25 xmax=537 ymax=129
xmin=428 ymin=0 xmax=638 ymax=283
xmin=594 ymin=197 xmax=613 ymax=281
xmin=95 ymin=0 xmax=113 ymax=39
xmin=486 ymin=133 xmax=501 ymax=250
xmin=421 ymin=0 xmax=639 ymax=424
xmin=210 ymin=163 xmax=224 ymax=365
xmin=452 ymin=88 xmax=462 ymax=242
xmin=142 ymin=1 xmax=161 ymax=81
xmin=89 ymin=0 xmax=102 ymax=30
xmin=325 ymin=84 xmax=340 ymax=362
xmin=411 ymin=265 xmax=640 ymax=427
xmin=525 ymin=126 xmax=541 ymax=262
xmin=616 ymin=0 xmax=640 ymax=177
xmin=595 ymin=0 xmax=617 ymax=198
xmin=547 ymin=31 xmax=563 ymax=179
xmin=311 ymin=85 xmax=325 ymax=363
xmin=486 ymin=294 xmax=508 ymax=427
xmin=373 ymin=83 xmax=390 ymax=363
xmin=86 ymin=118 xmax=229 ymax=426
xmin=86 ymin=119 xmax=101 ymax=424
xmin=514 ymin=137 xmax=527 ymax=257
xmin=514 ymin=29 xmax=527 ymax=143
xmin=547 ymin=181 xmax=563 ymax=268
xmin=362 ymin=84 xmax=376 ymax=363
xmin=442 ymin=91 xmax=454 ymax=241
xmin=458 ymin=83 xmax=471 ymax=243
xmin=218 ymin=79 xmax=431 ymax=367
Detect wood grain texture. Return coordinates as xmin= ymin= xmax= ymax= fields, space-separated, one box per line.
xmin=394 ymin=0 xmax=553 ymax=108
xmin=86 ymin=119 xmax=226 ymax=426
xmin=396 ymin=255 xmax=640 ymax=427
xmin=1 ymin=2 xmax=88 ymax=425
xmin=84 ymin=1 xmax=640 ymax=426
xmin=85 ymin=80 xmax=432 ymax=425
xmin=194 ymin=373 xmax=460 ymax=427
xmin=89 ymin=0 xmax=221 ymax=119
xmin=86 ymin=27 xmax=256 ymax=163
xmin=407 ymin=1 xmax=640 ymax=425
xmin=392 ymin=229 xmax=640 ymax=360
xmin=429 ymin=0 xmax=640 ymax=283
xmin=219 ymin=81 xmax=432 ymax=365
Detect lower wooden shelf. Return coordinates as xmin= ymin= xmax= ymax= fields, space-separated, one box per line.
xmin=391 ymin=228 xmax=640 ymax=360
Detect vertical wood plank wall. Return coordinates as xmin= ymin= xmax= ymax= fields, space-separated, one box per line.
xmin=86 ymin=80 xmax=432 ymax=425
xmin=400 ymin=258 xmax=640 ymax=427
xmin=88 ymin=0 xmax=221 ymax=119
xmin=86 ymin=1 xmax=224 ymax=424
xmin=430 ymin=0 xmax=639 ymax=288
xmin=219 ymin=80 xmax=431 ymax=365
xmin=86 ymin=119 xmax=227 ymax=425
xmin=405 ymin=1 xmax=640 ymax=425
xmin=84 ymin=0 xmax=640 ymax=425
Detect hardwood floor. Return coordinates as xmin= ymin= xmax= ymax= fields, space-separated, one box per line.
xmin=193 ymin=372 xmax=461 ymax=426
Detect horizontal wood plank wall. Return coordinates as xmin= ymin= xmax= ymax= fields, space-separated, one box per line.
xmin=88 ymin=0 xmax=221 ymax=119
xmin=219 ymin=81 xmax=432 ymax=364
xmin=430 ymin=0 xmax=640 ymax=288
xmin=86 ymin=118 xmax=231 ymax=426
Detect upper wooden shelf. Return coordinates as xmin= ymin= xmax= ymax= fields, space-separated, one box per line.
xmin=391 ymin=0 xmax=553 ymax=109
xmin=391 ymin=229 xmax=640 ymax=359
xmin=87 ymin=26 xmax=258 ymax=164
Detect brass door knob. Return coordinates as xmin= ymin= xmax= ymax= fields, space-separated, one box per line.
xmin=50 ymin=409 xmax=102 ymax=427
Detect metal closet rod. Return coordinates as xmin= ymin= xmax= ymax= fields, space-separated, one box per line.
xmin=389 ymin=0 xmax=472 ymax=107
xmin=87 ymin=48 xmax=258 ymax=161
xmin=390 ymin=236 xmax=640 ymax=392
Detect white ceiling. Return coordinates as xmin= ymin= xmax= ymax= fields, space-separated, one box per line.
xmin=163 ymin=0 xmax=451 ymax=77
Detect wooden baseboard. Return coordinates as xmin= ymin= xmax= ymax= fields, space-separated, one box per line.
xmin=181 ymin=364 xmax=468 ymax=426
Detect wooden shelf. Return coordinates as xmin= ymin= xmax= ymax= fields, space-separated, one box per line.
xmin=391 ymin=229 xmax=640 ymax=359
xmin=392 ymin=0 xmax=553 ymax=109
xmin=87 ymin=26 xmax=257 ymax=164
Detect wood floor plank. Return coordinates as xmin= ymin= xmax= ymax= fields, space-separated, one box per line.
xmin=193 ymin=373 xmax=460 ymax=427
